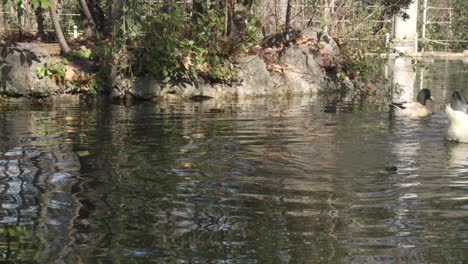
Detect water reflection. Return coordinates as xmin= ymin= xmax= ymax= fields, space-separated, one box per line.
xmin=391 ymin=57 xmax=417 ymax=104
xmin=448 ymin=142 xmax=468 ymax=171
xmin=0 ymin=59 xmax=467 ymax=263
xmin=0 ymin=130 xmax=81 ymax=262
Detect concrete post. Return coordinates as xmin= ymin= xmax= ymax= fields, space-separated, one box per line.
xmin=392 ymin=1 xmax=419 ymax=103
xmin=393 ymin=0 xmax=419 ymax=53
xmin=73 ymin=25 xmax=78 ymax=39
xmin=421 ymin=0 xmax=428 ymax=39
xmin=20 ymin=3 xmax=25 ymax=27
xmin=421 ymin=0 xmax=428 ymax=52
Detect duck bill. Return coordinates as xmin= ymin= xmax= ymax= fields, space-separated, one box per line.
xmin=430 ymin=96 xmax=435 ymax=101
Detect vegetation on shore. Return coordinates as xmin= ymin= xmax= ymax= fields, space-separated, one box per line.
xmin=1 ymin=0 xmax=465 ymax=97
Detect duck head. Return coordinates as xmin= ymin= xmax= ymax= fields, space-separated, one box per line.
xmin=417 ymin=88 xmax=435 ymax=105
xmin=451 ymin=91 xmax=468 ymax=113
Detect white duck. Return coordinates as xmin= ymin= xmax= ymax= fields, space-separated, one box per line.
xmin=446 ymin=91 xmax=468 ymax=143
xmin=390 ymin=88 xmax=434 ymax=118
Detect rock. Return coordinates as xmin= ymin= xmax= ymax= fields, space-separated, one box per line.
xmin=277 ymin=36 xmax=326 ymax=94
xmin=170 ymin=81 xmax=219 ymax=98
xmin=301 ymin=28 xmax=321 ymax=42
xmin=236 ymin=55 xmax=273 ymax=97
xmin=110 ymin=74 xmax=132 ymax=99
xmin=117 ymin=77 xmax=234 ymax=100
xmin=115 ymin=28 xmax=344 ymax=100
xmin=128 ymin=76 xmax=162 ymax=99
xmin=0 ymin=43 xmax=60 ymax=97
xmin=318 ymin=32 xmax=341 ymax=62
xmin=0 ymin=29 xmax=347 ymax=100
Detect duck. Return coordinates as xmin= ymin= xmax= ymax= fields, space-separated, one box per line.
xmin=389 ymin=88 xmax=434 ymax=118
xmin=446 ymin=91 xmax=468 ymax=143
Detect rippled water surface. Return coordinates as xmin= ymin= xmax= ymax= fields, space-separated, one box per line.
xmin=1 ymin=59 xmax=467 ymax=263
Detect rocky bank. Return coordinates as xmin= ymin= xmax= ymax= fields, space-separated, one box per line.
xmin=1 ymin=28 xmax=353 ymax=100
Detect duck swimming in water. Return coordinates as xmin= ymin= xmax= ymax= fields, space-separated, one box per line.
xmin=390 ymin=88 xmax=434 ymax=118
xmin=446 ymin=91 xmax=468 ymax=143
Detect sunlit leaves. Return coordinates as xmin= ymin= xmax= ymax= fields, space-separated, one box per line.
xmin=1 ymin=0 xmax=52 ymax=8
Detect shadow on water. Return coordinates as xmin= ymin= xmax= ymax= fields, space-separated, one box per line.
xmin=0 ymin=59 xmax=467 ymax=263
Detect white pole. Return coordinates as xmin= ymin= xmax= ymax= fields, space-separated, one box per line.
xmin=393 ymin=0 xmax=418 ymax=53
xmin=324 ymin=0 xmax=330 ymax=33
xmin=73 ymin=25 xmax=78 ymax=39
xmin=421 ymin=0 xmax=428 ymax=52
xmin=20 ymin=3 xmax=25 ymax=27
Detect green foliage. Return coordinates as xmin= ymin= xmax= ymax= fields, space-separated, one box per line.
xmin=139 ymin=3 xmax=213 ymax=81
xmin=340 ymin=41 xmax=387 ymax=82
xmin=83 ymin=73 xmax=97 ymax=94
xmin=36 ymin=58 xmax=67 ymax=84
xmin=1 ymin=0 xmax=52 ymax=8
xmin=36 ymin=57 xmax=98 ymax=95
xmin=0 ymin=225 xmax=38 ymax=259
xmin=51 ymin=59 xmax=66 ymax=81
xmin=333 ymin=5 xmax=391 ymax=83
xmin=69 ymin=49 xmax=93 ymax=60
xmin=36 ymin=65 xmax=50 ymax=79
xmin=100 ymin=1 xmax=244 ymax=83
xmin=30 ymin=0 xmax=52 ymax=9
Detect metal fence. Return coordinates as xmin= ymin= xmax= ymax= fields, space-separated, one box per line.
xmin=0 ymin=2 xmax=83 ymax=39
xmin=1 ymin=0 xmax=466 ymax=51
xmin=419 ymin=0 xmax=468 ymax=51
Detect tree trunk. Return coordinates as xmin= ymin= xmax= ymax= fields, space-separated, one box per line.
xmin=243 ymin=0 xmax=253 ymax=9
xmin=223 ymin=0 xmax=235 ymax=40
xmin=79 ymin=0 xmax=97 ymax=38
xmin=35 ymin=7 xmax=46 ymax=40
xmin=228 ymin=0 xmax=235 ymax=38
xmin=285 ymin=0 xmax=292 ymax=31
xmin=110 ymin=0 xmax=124 ymax=38
xmin=48 ymin=0 xmax=70 ymax=54
xmin=192 ymin=0 xmax=204 ymax=21
xmin=86 ymin=0 xmax=105 ymax=32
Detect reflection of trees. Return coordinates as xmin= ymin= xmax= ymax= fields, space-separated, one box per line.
xmin=66 ymin=97 xmax=348 ymax=263
xmin=0 ymin=105 xmax=82 ymax=263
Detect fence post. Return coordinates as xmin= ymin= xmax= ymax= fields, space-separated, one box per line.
xmin=73 ymin=25 xmax=78 ymax=39
xmin=393 ymin=0 xmax=418 ymax=53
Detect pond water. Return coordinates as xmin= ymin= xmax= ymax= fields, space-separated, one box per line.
xmin=0 ymin=59 xmax=467 ymax=263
